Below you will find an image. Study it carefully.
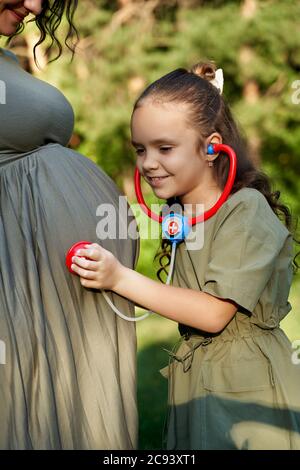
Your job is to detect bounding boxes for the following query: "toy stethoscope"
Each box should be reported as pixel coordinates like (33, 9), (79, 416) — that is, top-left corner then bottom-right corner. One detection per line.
(66, 143), (237, 322)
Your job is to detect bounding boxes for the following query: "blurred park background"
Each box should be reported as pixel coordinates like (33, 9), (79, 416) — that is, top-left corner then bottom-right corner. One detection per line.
(2, 0), (300, 449)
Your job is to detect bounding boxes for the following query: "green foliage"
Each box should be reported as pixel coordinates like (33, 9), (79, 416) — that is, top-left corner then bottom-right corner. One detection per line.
(35, 0), (300, 218)
(129, 189), (165, 279)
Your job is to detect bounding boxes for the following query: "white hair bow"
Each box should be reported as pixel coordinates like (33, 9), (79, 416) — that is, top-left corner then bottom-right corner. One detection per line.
(210, 68), (224, 94)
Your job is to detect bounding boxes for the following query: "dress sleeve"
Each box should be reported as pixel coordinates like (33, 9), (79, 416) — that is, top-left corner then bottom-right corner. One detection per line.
(202, 191), (289, 313)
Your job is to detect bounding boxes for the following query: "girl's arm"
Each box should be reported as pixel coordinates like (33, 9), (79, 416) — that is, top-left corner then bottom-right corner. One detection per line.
(71, 244), (238, 333)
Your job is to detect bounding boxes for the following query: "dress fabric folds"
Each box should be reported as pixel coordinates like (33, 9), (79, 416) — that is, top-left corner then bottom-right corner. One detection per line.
(161, 188), (300, 450)
(0, 48), (138, 450)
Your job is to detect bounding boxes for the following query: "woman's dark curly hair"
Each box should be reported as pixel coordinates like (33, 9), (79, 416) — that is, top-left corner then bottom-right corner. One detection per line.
(7, 0), (79, 64)
(133, 61), (300, 282)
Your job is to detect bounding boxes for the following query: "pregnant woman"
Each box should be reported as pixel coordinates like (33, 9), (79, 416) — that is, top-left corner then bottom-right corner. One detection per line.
(0, 0), (138, 449)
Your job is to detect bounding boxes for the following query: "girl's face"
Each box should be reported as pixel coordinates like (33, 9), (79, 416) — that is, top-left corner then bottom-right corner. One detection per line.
(0, 0), (43, 36)
(131, 100), (217, 206)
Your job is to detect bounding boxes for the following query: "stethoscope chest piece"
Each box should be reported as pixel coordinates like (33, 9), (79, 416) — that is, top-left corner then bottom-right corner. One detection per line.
(162, 213), (190, 244)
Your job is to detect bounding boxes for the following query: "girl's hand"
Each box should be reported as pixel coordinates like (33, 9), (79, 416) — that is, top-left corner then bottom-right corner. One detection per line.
(71, 243), (124, 291)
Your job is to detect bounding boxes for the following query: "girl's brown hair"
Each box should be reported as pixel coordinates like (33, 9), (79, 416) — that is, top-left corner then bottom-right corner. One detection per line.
(133, 61), (299, 281)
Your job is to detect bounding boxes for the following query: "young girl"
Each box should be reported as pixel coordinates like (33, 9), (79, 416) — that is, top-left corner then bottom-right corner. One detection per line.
(71, 62), (300, 450)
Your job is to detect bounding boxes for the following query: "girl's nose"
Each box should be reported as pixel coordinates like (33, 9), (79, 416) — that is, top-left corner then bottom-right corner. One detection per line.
(142, 151), (160, 172)
(23, 0), (43, 15)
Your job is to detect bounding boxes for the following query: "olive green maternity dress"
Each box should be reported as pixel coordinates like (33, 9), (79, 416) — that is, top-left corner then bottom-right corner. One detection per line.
(0, 49), (138, 449)
(161, 187), (300, 449)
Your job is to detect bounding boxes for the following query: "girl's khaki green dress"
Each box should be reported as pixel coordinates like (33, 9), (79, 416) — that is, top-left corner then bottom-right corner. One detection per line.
(0, 49), (138, 449)
(161, 187), (300, 449)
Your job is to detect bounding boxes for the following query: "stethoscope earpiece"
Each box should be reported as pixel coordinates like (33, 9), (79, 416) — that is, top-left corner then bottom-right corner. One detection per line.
(207, 143), (216, 155)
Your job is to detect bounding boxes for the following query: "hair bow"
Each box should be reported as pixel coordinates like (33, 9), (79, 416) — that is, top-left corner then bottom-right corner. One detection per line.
(210, 68), (224, 94)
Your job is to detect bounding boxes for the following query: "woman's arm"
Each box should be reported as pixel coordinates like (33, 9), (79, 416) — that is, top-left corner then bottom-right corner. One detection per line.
(71, 244), (238, 333)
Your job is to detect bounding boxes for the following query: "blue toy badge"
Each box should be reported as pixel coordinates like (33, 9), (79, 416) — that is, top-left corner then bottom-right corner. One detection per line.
(162, 213), (190, 244)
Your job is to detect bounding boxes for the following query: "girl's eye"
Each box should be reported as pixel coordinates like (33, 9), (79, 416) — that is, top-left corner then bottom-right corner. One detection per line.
(135, 148), (145, 156)
(160, 147), (172, 153)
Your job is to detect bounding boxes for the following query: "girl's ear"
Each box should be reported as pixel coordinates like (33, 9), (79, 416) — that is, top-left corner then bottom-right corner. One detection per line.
(205, 132), (223, 161)
(205, 132), (222, 148)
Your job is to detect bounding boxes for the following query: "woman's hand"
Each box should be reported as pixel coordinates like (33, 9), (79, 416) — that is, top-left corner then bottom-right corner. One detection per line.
(71, 243), (125, 291)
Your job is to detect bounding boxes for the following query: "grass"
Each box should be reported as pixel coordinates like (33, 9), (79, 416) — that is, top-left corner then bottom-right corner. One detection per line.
(136, 314), (178, 450)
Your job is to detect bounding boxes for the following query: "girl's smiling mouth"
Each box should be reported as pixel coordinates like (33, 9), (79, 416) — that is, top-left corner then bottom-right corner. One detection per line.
(146, 175), (170, 186)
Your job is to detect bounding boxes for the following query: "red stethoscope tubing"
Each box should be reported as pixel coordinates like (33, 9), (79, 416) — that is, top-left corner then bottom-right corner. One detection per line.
(134, 143), (237, 225)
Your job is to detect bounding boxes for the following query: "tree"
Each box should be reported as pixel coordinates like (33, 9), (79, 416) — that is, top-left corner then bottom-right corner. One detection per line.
(9, 0), (300, 217)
